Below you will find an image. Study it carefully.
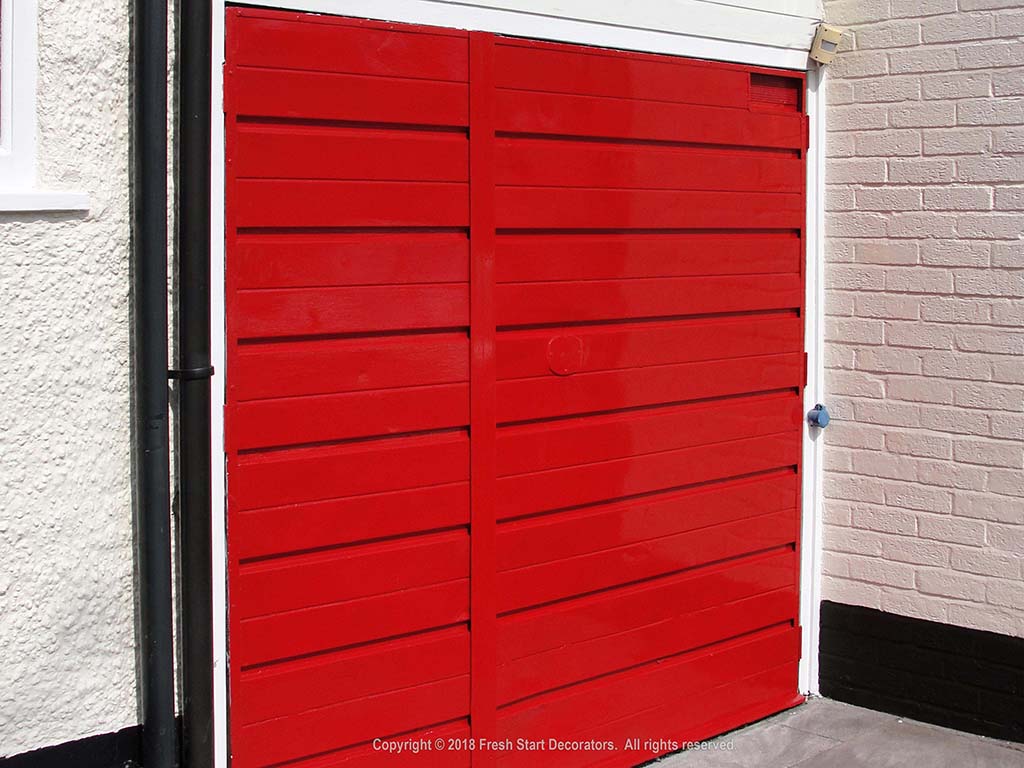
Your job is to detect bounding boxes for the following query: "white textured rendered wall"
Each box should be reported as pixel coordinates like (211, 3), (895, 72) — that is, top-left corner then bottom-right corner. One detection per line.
(822, 0), (1024, 637)
(0, 0), (137, 755)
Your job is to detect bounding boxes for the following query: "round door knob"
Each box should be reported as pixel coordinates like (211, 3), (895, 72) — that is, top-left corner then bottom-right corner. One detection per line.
(808, 403), (831, 428)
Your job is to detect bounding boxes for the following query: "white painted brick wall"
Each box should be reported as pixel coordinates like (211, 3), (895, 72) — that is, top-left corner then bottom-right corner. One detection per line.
(823, 1), (1024, 637)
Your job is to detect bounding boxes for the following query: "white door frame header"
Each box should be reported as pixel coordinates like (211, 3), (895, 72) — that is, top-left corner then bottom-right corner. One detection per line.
(208, 4), (826, 766)
(224, 0), (816, 70)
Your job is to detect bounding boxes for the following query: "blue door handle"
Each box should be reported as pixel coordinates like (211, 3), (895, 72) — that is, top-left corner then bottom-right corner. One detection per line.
(808, 403), (830, 428)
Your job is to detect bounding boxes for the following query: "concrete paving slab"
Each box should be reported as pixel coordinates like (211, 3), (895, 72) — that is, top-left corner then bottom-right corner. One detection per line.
(655, 721), (838, 768)
(768, 697), (896, 742)
(652, 698), (1024, 768)
(791, 718), (1024, 768)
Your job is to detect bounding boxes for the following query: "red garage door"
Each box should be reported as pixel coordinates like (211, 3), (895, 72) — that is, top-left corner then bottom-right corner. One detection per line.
(224, 8), (807, 767)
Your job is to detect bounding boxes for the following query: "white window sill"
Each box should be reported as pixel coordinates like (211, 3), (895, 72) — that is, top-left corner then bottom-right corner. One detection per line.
(0, 189), (90, 212)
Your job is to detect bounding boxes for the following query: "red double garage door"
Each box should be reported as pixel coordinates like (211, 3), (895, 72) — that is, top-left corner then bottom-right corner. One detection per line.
(225, 8), (808, 767)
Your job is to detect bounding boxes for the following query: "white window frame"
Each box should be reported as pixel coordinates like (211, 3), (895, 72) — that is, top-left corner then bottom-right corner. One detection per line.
(209, 4), (827, 766)
(0, 0), (88, 211)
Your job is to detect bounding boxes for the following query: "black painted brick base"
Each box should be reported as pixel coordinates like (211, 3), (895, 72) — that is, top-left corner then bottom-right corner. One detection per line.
(820, 600), (1024, 743)
(0, 725), (140, 768)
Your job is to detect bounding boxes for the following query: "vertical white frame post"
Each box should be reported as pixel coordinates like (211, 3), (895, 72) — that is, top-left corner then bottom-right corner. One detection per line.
(799, 64), (826, 696)
(210, 2), (228, 767)
(207, 4), (828, 765)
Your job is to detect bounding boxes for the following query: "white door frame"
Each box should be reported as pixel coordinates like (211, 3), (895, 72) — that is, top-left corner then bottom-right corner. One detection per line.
(208, 4), (827, 765)
(800, 65), (827, 697)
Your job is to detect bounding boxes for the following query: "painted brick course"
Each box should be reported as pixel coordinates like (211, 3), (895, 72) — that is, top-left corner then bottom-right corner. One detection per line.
(824, 1), (1024, 637)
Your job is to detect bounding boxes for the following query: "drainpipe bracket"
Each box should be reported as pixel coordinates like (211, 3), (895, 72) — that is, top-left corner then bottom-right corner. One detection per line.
(168, 365), (215, 381)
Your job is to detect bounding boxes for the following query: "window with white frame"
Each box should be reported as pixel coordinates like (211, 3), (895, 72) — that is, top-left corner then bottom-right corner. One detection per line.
(0, 0), (88, 210)
(0, 0), (38, 188)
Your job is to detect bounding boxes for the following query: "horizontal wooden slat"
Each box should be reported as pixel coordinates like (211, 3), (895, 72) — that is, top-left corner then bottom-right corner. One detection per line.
(234, 233), (469, 290)
(236, 125), (468, 181)
(237, 276), (798, 339)
(497, 471), (799, 569)
(230, 67), (468, 126)
(234, 675), (469, 767)
(237, 531), (469, 619)
(496, 627), (800, 740)
(496, 353), (804, 424)
(497, 395), (801, 477)
(232, 432), (469, 511)
(495, 42), (748, 108)
(233, 482), (470, 561)
(498, 508), (797, 612)
(233, 383), (469, 449)
(497, 315), (802, 380)
(235, 627), (469, 725)
(496, 274), (803, 326)
(499, 588), (796, 704)
(495, 232), (801, 282)
(235, 579), (469, 667)
(495, 188), (804, 229)
(496, 89), (805, 148)
(237, 364), (798, 454)
(498, 549), (796, 663)
(235, 180), (469, 229)
(235, 333), (468, 402)
(235, 284), (469, 339)
(273, 721), (470, 768)
(496, 138), (802, 192)
(231, 13), (468, 81)
(496, 432), (800, 519)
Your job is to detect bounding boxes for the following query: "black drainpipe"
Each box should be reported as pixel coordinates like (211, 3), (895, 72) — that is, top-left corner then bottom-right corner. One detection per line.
(174, 1), (215, 767)
(131, 0), (177, 766)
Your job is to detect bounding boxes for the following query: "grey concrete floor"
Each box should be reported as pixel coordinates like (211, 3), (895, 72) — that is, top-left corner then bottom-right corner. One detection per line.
(656, 697), (1024, 768)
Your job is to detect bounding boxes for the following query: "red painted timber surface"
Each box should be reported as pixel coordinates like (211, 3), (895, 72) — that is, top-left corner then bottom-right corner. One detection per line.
(225, 9), (807, 767)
